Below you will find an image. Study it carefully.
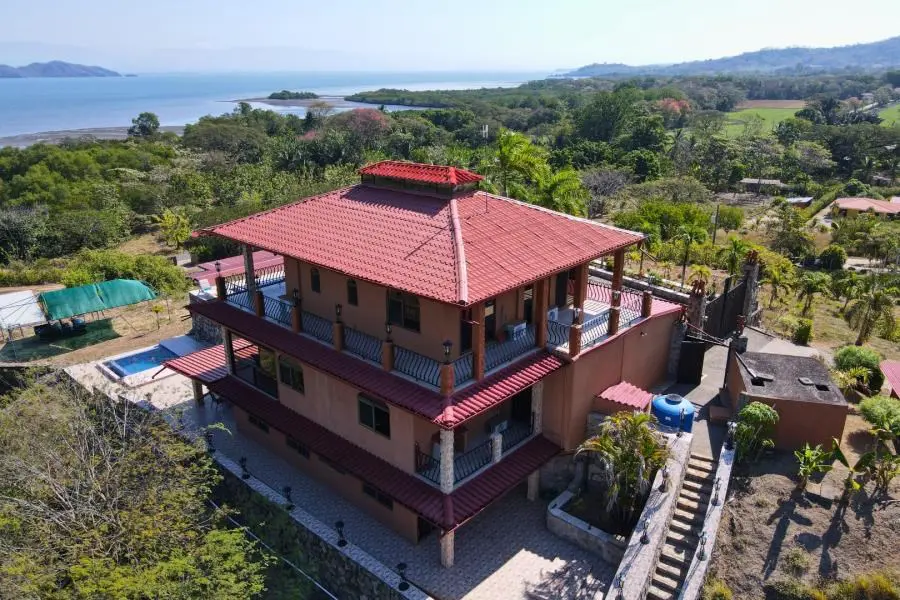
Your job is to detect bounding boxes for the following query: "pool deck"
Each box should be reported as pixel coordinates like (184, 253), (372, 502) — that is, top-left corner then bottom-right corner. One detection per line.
(97, 335), (211, 388)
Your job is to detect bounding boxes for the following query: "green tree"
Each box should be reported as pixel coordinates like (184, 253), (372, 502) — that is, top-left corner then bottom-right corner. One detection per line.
(818, 244), (847, 270)
(734, 401), (779, 463)
(127, 111), (161, 138)
(574, 86), (641, 143)
(834, 345), (885, 392)
(486, 129), (546, 196)
(576, 411), (668, 533)
(844, 277), (898, 346)
(716, 205), (743, 233)
(766, 202), (814, 259)
(859, 396), (900, 441)
(717, 237), (749, 276)
(514, 166), (588, 216)
(795, 271), (831, 317)
(0, 382), (268, 599)
(830, 271), (862, 313)
(153, 208), (192, 249)
(675, 224), (708, 288)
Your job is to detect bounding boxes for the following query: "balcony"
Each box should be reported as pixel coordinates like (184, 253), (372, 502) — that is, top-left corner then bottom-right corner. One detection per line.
(220, 266), (647, 392)
(414, 418), (534, 486)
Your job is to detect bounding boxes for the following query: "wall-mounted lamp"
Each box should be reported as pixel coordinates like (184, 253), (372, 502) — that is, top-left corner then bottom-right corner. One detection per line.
(442, 339), (453, 362)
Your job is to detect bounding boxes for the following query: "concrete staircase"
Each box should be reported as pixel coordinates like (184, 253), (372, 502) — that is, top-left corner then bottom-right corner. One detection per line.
(647, 454), (717, 600)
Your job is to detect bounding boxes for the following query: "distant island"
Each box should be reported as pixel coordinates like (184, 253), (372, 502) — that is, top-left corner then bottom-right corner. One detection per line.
(0, 60), (122, 78)
(267, 90), (319, 100)
(564, 35), (900, 77)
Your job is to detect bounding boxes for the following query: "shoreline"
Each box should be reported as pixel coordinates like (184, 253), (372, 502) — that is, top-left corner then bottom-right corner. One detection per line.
(0, 126), (185, 148)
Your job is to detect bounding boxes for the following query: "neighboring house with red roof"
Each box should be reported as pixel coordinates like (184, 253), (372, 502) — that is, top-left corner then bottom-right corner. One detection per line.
(168, 161), (682, 567)
(831, 197), (900, 219)
(881, 360), (900, 399)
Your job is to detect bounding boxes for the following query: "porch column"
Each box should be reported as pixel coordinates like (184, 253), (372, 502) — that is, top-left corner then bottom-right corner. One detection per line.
(531, 381), (544, 435)
(534, 277), (550, 348)
(573, 262), (589, 313)
(332, 304), (344, 352)
(439, 428), (454, 494)
(641, 290), (653, 318)
(291, 289), (303, 333)
(243, 245), (257, 296)
(472, 303), (486, 380)
(222, 327), (235, 374)
(568, 312), (583, 357)
(192, 379), (204, 405)
(608, 249), (625, 336)
(440, 531), (455, 568)
(526, 470), (540, 501)
(491, 433), (503, 463)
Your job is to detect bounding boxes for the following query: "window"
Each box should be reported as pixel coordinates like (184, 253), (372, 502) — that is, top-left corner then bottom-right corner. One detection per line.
(347, 279), (358, 306)
(286, 437), (310, 458)
(387, 289), (420, 332)
(248, 414), (269, 433)
(279, 356), (304, 393)
(362, 483), (394, 510)
(311, 268), (321, 293)
(358, 394), (391, 438)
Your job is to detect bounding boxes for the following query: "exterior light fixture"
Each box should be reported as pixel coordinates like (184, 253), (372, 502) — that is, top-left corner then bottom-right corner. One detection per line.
(214, 261), (221, 274)
(659, 465), (669, 492)
(397, 563), (410, 591)
(282, 486), (294, 511)
(385, 321), (392, 337)
(442, 340), (453, 362)
(335, 520), (347, 547)
(292, 288), (300, 302)
(335, 303), (342, 319)
(640, 519), (650, 544)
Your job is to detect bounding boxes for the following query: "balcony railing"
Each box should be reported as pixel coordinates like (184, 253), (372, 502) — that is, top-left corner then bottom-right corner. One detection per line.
(394, 346), (442, 387)
(301, 311), (333, 345)
(262, 295), (293, 327)
(344, 327), (383, 363)
(414, 418), (535, 487)
(485, 325), (536, 372)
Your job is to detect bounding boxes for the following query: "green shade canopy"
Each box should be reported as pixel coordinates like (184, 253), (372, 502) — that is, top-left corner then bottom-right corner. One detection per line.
(39, 279), (157, 321)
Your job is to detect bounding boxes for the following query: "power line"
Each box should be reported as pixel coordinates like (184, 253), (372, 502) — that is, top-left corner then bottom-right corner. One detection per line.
(208, 498), (339, 600)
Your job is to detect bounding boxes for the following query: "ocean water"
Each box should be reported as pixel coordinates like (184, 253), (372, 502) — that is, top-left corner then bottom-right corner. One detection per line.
(0, 71), (546, 138)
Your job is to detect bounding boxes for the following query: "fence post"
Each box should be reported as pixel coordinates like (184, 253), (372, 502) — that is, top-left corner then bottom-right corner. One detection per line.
(215, 276), (226, 301)
(254, 290), (265, 318)
(641, 290), (653, 318)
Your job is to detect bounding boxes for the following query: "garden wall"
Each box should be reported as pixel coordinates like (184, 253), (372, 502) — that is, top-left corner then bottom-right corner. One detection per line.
(547, 490), (627, 564)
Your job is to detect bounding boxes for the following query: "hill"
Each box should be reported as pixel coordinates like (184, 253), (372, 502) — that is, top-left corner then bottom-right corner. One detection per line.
(0, 60), (121, 78)
(565, 36), (900, 77)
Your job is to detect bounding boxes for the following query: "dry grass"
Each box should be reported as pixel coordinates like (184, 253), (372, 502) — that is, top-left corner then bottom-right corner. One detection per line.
(116, 233), (171, 257)
(737, 100), (807, 109)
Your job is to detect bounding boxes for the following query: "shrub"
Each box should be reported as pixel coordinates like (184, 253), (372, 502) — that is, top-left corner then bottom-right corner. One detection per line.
(818, 244), (847, 270)
(827, 572), (900, 599)
(834, 346), (885, 392)
(62, 249), (189, 296)
(703, 578), (733, 600)
(859, 396), (900, 434)
(793, 319), (813, 345)
(783, 547), (812, 576)
(735, 401), (779, 463)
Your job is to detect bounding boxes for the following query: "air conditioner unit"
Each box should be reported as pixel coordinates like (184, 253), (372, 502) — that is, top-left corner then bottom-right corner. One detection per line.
(505, 320), (527, 340)
(491, 420), (509, 435)
(547, 307), (559, 321)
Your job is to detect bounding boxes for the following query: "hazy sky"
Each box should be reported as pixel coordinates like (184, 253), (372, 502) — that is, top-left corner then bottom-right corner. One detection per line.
(2, 0), (899, 72)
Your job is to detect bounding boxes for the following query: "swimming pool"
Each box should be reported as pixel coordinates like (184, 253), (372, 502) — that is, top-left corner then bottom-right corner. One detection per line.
(105, 346), (177, 377)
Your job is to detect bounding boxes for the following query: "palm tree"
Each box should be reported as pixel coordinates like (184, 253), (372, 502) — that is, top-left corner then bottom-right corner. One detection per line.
(674, 224), (708, 289)
(795, 271), (831, 317)
(688, 265), (712, 286)
(845, 278), (899, 345)
(487, 129), (546, 196)
(514, 166), (588, 216)
(717, 237), (749, 276)
(763, 265), (793, 308)
(576, 412), (669, 532)
(830, 272), (862, 314)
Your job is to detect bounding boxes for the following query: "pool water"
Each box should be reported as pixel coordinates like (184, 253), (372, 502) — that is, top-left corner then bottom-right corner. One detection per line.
(106, 346), (177, 377)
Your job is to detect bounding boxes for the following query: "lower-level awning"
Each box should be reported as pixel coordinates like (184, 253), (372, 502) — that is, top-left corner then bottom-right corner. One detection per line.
(596, 381), (653, 411)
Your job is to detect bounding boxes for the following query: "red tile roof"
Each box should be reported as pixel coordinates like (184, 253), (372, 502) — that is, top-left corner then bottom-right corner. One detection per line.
(881, 360), (900, 396)
(205, 375), (559, 530)
(597, 381), (653, 410)
(164, 339), (256, 383)
(193, 251), (283, 280)
(195, 170), (643, 305)
(834, 197), (900, 215)
(359, 160), (483, 186)
(185, 300), (561, 427)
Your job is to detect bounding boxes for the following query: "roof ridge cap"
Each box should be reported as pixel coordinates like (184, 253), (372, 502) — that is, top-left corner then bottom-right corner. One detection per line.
(449, 197), (468, 304)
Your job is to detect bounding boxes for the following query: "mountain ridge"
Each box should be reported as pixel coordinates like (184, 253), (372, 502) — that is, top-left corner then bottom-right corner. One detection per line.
(564, 36), (900, 77)
(0, 60), (121, 78)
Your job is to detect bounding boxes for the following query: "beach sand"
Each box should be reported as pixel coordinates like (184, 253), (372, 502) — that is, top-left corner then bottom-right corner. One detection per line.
(0, 126), (185, 148)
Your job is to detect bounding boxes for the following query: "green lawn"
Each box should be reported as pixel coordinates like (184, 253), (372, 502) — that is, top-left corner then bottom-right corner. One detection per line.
(880, 103), (900, 127)
(724, 107), (799, 136)
(0, 318), (120, 362)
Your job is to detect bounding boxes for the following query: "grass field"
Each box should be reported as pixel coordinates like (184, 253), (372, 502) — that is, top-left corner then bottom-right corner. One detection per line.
(880, 103), (900, 127)
(724, 107), (799, 136)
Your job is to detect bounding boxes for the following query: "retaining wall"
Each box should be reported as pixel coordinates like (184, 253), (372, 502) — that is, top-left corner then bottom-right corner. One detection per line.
(547, 490), (626, 564)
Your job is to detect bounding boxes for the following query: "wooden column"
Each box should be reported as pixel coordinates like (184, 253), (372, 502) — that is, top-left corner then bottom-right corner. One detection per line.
(222, 327), (235, 374)
(534, 278), (550, 347)
(611, 249), (625, 296)
(573, 262), (589, 313)
(608, 249), (626, 336)
(242, 245), (257, 295)
(215, 276), (226, 300)
(568, 316), (583, 357)
(291, 290), (302, 333)
(254, 290), (265, 318)
(471, 303), (486, 380)
(192, 379), (204, 405)
(641, 290), (653, 318)
(440, 362), (455, 396)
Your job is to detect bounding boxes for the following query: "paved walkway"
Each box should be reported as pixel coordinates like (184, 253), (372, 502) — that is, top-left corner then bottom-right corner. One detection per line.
(66, 362), (613, 600)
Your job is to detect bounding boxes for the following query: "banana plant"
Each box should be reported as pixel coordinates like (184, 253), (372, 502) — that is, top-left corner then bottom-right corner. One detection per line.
(794, 441), (837, 491)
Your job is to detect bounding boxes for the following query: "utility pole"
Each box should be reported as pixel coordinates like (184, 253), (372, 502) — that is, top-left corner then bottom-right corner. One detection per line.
(711, 204), (720, 246)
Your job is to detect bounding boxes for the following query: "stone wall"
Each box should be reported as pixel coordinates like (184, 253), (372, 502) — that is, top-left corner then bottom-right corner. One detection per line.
(188, 292), (222, 344)
(609, 433), (692, 600)
(547, 490), (627, 565)
(678, 446), (736, 600)
(539, 454), (576, 495)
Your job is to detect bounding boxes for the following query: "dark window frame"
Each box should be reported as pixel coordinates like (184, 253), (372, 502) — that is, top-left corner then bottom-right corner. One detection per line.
(362, 483), (394, 510)
(248, 414), (269, 433)
(311, 268), (321, 293)
(387, 289), (420, 332)
(358, 394), (391, 438)
(278, 356), (304, 393)
(286, 436), (310, 458)
(347, 278), (359, 306)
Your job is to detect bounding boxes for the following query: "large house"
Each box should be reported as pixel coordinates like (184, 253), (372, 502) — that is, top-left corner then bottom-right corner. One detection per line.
(831, 196), (900, 219)
(165, 161), (682, 567)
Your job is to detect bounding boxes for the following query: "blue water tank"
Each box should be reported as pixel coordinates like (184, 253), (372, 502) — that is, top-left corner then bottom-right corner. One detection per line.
(651, 394), (695, 432)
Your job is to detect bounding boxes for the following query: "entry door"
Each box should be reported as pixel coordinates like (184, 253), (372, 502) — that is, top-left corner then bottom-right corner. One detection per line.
(554, 271), (569, 307)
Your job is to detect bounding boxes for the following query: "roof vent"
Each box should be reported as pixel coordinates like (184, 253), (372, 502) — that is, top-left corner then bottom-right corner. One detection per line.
(798, 377), (813, 386)
(815, 383), (830, 392)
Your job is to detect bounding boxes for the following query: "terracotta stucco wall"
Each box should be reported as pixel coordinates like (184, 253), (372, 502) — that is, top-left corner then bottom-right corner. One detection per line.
(620, 313), (678, 390)
(232, 406), (420, 542)
(747, 395), (848, 451)
(493, 289), (520, 340)
(275, 353), (425, 474)
(541, 367), (571, 448)
(286, 258), (460, 362)
(724, 355), (746, 412)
